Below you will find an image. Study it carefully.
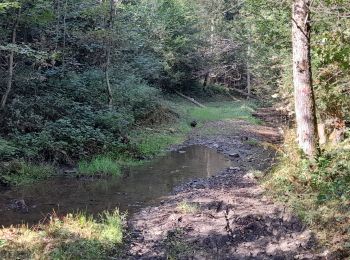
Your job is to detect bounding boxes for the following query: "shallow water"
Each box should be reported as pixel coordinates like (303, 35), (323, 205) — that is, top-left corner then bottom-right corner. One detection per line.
(0, 145), (231, 226)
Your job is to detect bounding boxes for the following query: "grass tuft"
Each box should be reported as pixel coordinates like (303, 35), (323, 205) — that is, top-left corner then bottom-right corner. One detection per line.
(0, 210), (124, 260)
(78, 156), (121, 176)
(177, 201), (199, 214)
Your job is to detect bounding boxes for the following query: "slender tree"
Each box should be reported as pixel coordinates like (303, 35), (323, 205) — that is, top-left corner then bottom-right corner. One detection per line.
(292, 0), (319, 158)
(1, 7), (20, 110)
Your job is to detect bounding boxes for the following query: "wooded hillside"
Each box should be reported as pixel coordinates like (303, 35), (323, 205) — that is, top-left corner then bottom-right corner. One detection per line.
(0, 0), (349, 258)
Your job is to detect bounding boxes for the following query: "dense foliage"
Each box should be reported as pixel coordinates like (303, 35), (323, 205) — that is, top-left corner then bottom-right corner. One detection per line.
(0, 0), (272, 165)
(0, 0), (349, 256)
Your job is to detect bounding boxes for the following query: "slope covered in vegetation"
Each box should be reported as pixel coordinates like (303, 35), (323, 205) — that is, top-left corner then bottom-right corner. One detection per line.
(0, 0), (349, 258)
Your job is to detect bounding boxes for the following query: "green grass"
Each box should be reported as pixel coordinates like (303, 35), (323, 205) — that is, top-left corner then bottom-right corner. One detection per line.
(177, 201), (199, 214)
(0, 210), (124, 260)
(130, 122), (191, 158)
(186, 101), (261, 124)
(0, 161), (56, 186)
(78, 156), (121, 176)
(263, 130), (350, 256)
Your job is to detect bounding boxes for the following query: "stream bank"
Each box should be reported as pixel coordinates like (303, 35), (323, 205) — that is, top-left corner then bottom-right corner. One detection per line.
(123, 111), (328, 259)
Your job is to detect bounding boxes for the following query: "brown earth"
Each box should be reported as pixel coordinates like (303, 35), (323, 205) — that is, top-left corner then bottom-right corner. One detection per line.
(122, 109), (330, 259)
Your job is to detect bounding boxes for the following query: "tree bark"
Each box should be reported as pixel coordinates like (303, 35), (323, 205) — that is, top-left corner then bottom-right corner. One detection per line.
(203, 72), (209, 87)
(104, 0), (116, 110)
(246, 28), (252, 98)
(62, 0), (68, 66)
(105, 46), (113, 109)
(246, 62), (251, 97)
(1, 9), (20, 110)
(292, 0), (319, 158)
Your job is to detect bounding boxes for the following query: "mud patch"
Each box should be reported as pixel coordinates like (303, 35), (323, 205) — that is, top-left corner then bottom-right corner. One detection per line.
(124, 112), (325, 259)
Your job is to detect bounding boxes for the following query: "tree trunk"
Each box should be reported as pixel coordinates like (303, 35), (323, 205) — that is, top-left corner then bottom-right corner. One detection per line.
(246, 28), (252, 98)
(105, 46), (113, 109)
(203, 72), (209, 87)
(292, 0), (319, 158)
(55, 0), (61, 51)
(1, 9), (19, 110)
(62, 0), (68, 66)
(246, 63), (251, 97)
(104, 0), (116, 110)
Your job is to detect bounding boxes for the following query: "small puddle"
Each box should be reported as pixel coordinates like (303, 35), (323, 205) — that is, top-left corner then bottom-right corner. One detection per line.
(0, 145), (231, 226)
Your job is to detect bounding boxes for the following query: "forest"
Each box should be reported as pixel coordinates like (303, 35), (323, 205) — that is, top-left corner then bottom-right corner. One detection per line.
(0, 0), (349, 259)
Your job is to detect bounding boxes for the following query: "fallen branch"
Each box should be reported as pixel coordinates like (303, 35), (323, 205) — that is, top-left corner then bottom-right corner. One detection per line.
(175, 91), (206, 108)
(227, 93), (241, 101)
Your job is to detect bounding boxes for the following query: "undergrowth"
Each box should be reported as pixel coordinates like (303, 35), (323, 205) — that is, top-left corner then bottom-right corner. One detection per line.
(0, 210), (124, 260)
(1, 100), (258, 183)
(0, 161), (56, 186)
(263, 130), (350, 257)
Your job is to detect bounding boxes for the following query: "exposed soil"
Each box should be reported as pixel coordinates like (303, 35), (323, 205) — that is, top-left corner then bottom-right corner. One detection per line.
(123, 109), (328, 259)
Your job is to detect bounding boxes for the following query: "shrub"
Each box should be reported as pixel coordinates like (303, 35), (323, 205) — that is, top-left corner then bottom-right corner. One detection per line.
(0, 161), (56, 186)
(0, 138), (17, 161)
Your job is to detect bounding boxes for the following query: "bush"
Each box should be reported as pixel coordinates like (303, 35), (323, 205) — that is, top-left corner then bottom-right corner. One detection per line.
(0, 138), (17, 161)
(0, 69), (173, 164)
(0, 161), (56, 186)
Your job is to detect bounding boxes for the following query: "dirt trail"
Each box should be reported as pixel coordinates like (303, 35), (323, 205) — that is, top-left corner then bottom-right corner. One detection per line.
(123, 109), (325, 259)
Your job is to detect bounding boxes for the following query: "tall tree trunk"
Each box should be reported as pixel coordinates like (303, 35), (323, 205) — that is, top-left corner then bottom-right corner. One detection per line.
(203, 72), (209, 87)
(105, 46), (113, 109)
(1, 9), (19, 110)
(292, 0), (319, 158)
(246, 28), (252, 98)
(246, 62), (251, 97)
(105, 0), (116, 110)
(62, 0), (68, 66)
(55, 0), (61, 51)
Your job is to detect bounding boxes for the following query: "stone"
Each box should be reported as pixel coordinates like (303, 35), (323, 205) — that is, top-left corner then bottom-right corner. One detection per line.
(229, 153), (240, 158)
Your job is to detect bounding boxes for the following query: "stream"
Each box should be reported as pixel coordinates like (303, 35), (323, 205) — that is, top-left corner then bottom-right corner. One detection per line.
(0, 145), (231, 226)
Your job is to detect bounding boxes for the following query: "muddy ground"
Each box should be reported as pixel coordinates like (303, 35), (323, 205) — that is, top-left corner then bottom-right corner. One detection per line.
(122, 109), (329, 259)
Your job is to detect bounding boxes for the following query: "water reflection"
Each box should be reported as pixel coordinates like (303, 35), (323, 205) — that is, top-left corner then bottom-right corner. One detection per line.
(0, 145), (231, 226)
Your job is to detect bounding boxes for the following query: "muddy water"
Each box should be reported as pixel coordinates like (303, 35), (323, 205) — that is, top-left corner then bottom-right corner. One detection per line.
(0, 145), (231, 226)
